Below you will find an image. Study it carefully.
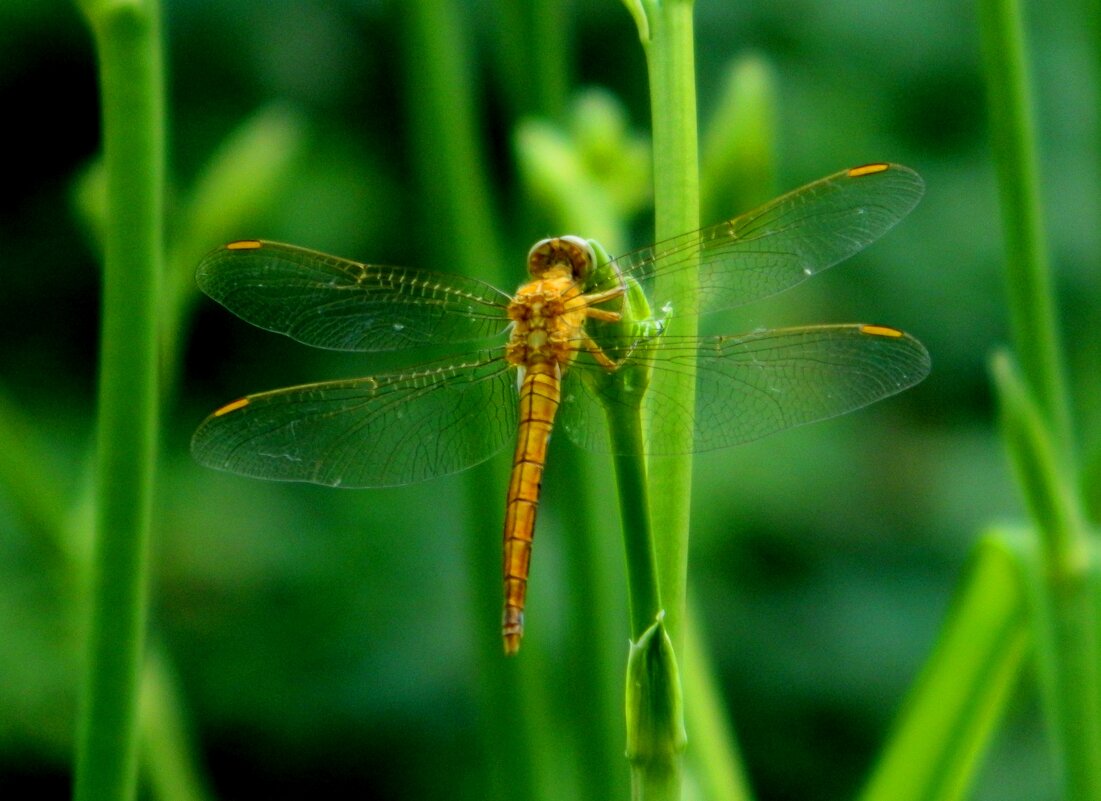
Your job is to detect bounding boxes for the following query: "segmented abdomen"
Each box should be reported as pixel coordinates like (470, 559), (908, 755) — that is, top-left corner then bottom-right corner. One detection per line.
(501, 360), (561, 655)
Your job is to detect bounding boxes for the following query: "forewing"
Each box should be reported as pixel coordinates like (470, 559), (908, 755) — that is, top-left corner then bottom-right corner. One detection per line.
(559, 325), (929, 454)
(192, 351), (517, 487)
(610, 164), (924, 316)
(197, 240), (513, 351)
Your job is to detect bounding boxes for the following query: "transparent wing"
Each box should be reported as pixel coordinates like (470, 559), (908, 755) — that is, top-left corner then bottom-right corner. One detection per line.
(559, 324), (930, 454)
(197, 240), (514, 351)
(609, 164), (924, 315)
(192, 350), (517, 487)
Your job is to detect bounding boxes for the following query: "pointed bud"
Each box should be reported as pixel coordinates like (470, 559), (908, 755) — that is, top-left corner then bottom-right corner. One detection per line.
(625, 613), (687, 764)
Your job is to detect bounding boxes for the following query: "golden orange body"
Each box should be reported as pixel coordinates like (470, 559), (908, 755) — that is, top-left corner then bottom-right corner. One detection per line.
(500, 237), (623, 654)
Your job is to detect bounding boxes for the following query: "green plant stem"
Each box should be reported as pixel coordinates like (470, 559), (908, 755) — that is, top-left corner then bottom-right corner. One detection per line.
(992, 353), (1089, 566)
(403, 0), (502, 277)
(859, 530), (1030, 801)
(977, 0), (1073, 458)
(608, 405), (662, 636)
(620, 3), (699, 798)
(992, 353), (1101, 800)
(73, 2), (164, 800)
(631, 0), (699, 656)
(978, 1), (1101, 794)
(599, 292), (682, 800)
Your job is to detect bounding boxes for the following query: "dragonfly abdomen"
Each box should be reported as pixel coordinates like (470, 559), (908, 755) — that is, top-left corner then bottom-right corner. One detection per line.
(502, 360), (561, 655)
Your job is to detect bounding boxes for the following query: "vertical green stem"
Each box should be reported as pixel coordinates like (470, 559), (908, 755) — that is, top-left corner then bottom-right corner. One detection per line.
(403, 0), (502, 275)
(977, 0), (1073, 457)
(73, 2), (164, 800)
(608, 407), (663, 636)
(991, 354), (1101, 801)
(620, 3), (698, 798)
(978, 0), (1101, 796)
(631, 0), (699, 654)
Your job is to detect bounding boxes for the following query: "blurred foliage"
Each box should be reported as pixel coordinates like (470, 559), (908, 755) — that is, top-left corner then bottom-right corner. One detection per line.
(0, 0), (1097, 799)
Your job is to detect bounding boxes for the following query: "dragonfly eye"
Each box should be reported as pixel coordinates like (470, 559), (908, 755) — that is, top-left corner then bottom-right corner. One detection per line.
(526, 235), (596, 280)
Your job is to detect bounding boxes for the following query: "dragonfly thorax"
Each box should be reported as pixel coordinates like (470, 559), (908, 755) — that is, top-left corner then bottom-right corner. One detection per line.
(526, 235), (595, 279)
(506, 273), (589, 370)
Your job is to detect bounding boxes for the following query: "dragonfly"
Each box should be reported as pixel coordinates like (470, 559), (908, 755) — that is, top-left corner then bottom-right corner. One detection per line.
(192, 162), (930, 655)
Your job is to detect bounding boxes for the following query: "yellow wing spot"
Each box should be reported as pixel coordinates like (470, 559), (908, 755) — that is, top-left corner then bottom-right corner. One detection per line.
(214, 397), (251, 416)
(227, 240), (264, 251)
(860, 324), (904, 338)
(847, 163), (891, 178)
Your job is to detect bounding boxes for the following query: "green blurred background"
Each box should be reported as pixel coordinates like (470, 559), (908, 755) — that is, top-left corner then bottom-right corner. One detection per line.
(2, 0), (1098, 798)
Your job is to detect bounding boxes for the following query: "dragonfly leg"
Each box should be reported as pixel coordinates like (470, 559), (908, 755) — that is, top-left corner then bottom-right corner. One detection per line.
(585, 306), (621, 323)
(579, 333), (619, 371)
(580, 284), (626, 306)
(565, 282), (625, 317)
(574, 284), (625, 326)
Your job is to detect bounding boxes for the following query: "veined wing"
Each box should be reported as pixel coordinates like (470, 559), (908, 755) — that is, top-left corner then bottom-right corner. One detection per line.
(609, 164), (924, 316)
(197, 240), (513, 351)
(558, 324), (930, 454)
(191, 350), (517, 487)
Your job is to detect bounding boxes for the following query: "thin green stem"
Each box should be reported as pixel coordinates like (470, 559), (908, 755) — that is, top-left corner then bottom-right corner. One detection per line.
(978, 0), (1101, 793)
(991, 353), (1101, 800)
(403, 0), (502, 280)
(977, 0), (1073, 459)
(633, 0), (699, 655)
(514, 101), (653, 799)
(73, 1), (164, 800)
(992, 353), (1089, 567)
(608, 404), (662, 635)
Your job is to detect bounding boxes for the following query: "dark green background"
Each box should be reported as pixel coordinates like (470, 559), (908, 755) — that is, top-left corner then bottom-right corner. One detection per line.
(2, 0), (1098, 798)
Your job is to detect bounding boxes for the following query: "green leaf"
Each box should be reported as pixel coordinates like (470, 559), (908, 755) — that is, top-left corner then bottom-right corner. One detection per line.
(859, 529), (1030, 801)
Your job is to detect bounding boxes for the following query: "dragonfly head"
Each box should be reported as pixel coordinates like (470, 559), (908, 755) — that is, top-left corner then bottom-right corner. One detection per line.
(526, 235), (596, 280)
